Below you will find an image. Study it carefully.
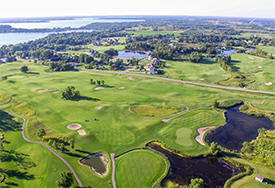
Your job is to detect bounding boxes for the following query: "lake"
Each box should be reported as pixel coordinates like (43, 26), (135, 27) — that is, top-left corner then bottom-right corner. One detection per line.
(0, 30), (95, 46)
(147, 142), (244, 188)
(118, 51), (149, 60)
(3, 17), (144, 29)
(0, 17), (143, 46)
(205, 105), (274, 151)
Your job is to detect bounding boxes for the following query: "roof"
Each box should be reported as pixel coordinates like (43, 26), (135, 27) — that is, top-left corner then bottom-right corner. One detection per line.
(255, 174), (264, 180)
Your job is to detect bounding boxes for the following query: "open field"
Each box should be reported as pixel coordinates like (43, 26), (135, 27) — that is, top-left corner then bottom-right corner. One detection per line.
(161, 59), (230, 84)
(0, 60), (275, 187)
(126, 30), (183, 36)
(115, 149), (168, 188)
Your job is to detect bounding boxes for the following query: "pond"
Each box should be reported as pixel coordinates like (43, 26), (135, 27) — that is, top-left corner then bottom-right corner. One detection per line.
(205, 105), (274, 151)
(147, 142), (244, 188)
(79, 152), (109, 176)
(117, 51), (149, 60)
(218, 49), (237, 56)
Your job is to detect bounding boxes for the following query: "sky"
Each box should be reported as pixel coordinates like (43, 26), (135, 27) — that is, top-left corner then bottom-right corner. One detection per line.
(1, 0), (275, 19)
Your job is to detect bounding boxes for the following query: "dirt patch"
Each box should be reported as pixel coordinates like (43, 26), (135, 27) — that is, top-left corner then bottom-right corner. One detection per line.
(78, 129), (86, 136)
(265, 82), (273, 86)
(127, 77), (134, 80)
(94, 87), (105, 91)
(37, 89), (48, 93)
(67, 123), (82, 130)
(195, 126), (216, 146)
(95, 105), (103, 110)
(118, 86), (125, 89)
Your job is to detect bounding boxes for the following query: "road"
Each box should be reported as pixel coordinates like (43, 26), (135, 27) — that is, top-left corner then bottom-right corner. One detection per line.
(4, 111), (83, 188)
(110, 153), (117, 188)
(88, 70), (275, 96)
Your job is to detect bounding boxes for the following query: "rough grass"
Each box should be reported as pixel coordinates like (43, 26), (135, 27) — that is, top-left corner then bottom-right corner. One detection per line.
(116, 149), (168, 188)
(130, 104), (179, 117)
(217, 99), (243, 108)
(0, 92), (11, 105)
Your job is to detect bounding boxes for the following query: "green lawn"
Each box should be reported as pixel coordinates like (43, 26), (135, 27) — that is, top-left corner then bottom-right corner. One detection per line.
(161, 59), (230, 84)
(0, 60), (274, 187)
(231, 158), (275, 188)
(115, 149), (168, 188)
(230, 53), (275, 91)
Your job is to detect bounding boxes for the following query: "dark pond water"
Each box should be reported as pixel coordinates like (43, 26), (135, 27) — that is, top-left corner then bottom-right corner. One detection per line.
(79, 153), (107, 175)
(147, 142), (244, 188)
(205, 105), (274, 151)
(118, 51), (149, 60)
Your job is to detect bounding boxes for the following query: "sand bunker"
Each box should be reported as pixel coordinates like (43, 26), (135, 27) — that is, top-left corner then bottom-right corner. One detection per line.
(265, 82), (273, 86)
(128, 77), (134, 80)
(49, 89), (59, 94)
(95, 105), (103, 110)
(200, 78), (205, 81)
(195, 126), (216, 146)
(118, 86), (125, 89)
(258, 66), (262, 69)
(94, 87), (104, 91)
(67, 123), (82, 130)
(78, 129), (86, 135)
(37, 89), (47, 93)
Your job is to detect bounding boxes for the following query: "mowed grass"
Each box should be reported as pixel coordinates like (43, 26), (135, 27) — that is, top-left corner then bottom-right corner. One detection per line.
(0, 60), (275, 187)
(159, 109), (226, 155)
(83, 44), (125, 53)
(231, 158), (275, 188)
(161, 59), (230, 84)
(230, 53), (275, 91)
(0, 114), (72, 187)
(115, 149), (168, 188)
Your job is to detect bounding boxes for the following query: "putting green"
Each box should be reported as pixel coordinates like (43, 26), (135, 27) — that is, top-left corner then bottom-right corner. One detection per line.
(116, 149), (168, 188)
(176, 127), (194, 147)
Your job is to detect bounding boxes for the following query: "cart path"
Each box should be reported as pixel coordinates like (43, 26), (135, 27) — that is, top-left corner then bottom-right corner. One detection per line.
(87, 70), (275, 96)
(162, 106), (212, 123)
(4, 111), (83, 188)
(110, 153), (117, 188)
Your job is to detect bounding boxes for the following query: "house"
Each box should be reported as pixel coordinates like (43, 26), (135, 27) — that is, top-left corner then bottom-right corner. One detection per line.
(148, 55), (153, 61)
(152, 58), (160, 65)
(0, 58), (7, 64)
(255, 174), (264, 182)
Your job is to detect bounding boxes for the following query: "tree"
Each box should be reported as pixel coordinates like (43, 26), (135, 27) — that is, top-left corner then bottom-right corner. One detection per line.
(20, 66), (28, 73)
(241, 142), (254, 153)
(189, 178), (204, 188)
(104, 48), (118, 56)
(209, 142), (221, 156)
(62, 86), (80, 100)
(213, 99), (219, 108)
(188, 52), (203, 63)
(258, 128), (266, 138)
(37, 128), (46, 138)
(56, 171), (74, 188)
